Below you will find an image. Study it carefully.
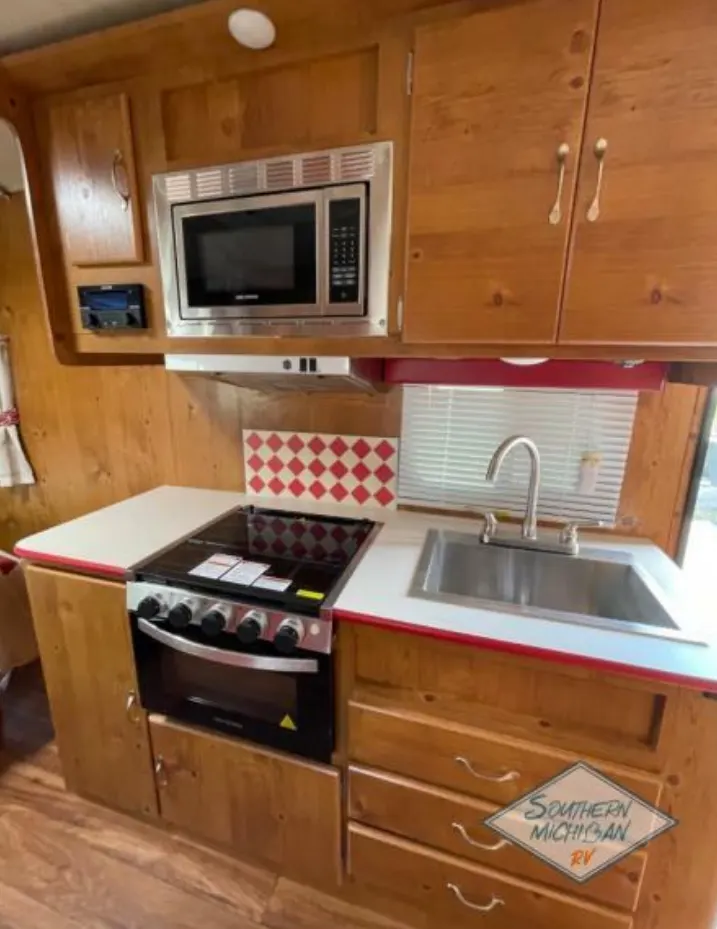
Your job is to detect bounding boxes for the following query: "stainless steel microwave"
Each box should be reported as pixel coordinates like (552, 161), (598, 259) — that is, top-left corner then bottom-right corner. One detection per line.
(153, 142), (393, 338)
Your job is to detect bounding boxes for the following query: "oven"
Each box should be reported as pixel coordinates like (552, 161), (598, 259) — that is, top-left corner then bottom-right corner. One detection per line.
(130, 608), (333, 763)
(153, 141), (393, 337)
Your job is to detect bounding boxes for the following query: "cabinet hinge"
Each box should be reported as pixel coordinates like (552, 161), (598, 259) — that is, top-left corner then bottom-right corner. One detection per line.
(406, 51), (414, 96)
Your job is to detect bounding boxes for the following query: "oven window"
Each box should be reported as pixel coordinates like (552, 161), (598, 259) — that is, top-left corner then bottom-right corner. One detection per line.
(180, 201), (317, 310)
(163, 650), (298, 725)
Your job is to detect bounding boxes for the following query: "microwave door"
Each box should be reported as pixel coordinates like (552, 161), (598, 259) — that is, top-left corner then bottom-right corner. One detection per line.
(173, 189), (324, 321)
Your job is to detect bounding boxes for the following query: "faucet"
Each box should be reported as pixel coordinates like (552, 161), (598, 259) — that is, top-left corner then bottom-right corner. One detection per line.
(485, 435), (541, 540)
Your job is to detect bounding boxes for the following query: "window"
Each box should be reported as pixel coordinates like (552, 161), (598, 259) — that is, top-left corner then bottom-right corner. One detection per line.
(678, 390), (717, 591)
(398, 386), (639, 526)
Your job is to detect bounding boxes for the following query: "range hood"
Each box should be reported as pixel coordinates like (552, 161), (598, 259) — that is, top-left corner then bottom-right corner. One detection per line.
(164, 355), (384, 393)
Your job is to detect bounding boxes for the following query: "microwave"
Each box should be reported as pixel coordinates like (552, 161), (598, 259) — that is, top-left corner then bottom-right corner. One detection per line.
(153, 142), (392, 338)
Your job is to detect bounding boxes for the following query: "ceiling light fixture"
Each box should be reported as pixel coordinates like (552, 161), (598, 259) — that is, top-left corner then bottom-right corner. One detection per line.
(228, 9), (276, 49)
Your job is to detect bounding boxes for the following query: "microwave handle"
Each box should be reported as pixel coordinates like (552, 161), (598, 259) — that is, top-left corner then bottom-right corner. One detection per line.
(137, 618), (319, 674)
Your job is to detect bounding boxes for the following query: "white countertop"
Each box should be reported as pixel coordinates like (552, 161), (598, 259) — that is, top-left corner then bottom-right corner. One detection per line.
(15, 485), (717, 691)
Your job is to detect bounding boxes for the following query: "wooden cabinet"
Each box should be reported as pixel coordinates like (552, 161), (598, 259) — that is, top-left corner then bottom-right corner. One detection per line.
(47, 91), (143, 266)
(149, 716), (341, 889)
(348, 765), (646, 911)
(348, 700), (662, 806)
(403, 0), (598, 344)
(560, 0), (717, 345)
(348, 824), (633, 929)
(24, 566), (157, 817)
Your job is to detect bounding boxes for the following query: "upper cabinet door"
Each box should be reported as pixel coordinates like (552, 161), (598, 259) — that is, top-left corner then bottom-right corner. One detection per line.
(402, 0), (598, 344)
(48, 92), (143, 266)
(560, 0), (717, 345)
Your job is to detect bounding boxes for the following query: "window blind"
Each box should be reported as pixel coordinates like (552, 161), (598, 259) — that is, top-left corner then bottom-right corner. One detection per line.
(398, 386), (639, 526)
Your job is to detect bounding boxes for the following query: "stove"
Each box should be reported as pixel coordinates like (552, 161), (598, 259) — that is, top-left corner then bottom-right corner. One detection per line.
(126, 505), (377, 762)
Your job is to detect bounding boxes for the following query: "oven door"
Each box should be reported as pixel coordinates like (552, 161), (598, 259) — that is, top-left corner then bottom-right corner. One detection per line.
(132, 617), (334, 763)
(173, 189), (323, 321)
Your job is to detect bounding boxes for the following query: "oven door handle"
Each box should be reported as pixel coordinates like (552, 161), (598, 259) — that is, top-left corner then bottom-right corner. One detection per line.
(137, 619), (320, 673)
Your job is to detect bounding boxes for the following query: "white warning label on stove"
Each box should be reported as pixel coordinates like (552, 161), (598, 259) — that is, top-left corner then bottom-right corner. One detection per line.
(221, 560), (271, 586)
(252, 576), (292, 592)
(188, 553), (241, 579)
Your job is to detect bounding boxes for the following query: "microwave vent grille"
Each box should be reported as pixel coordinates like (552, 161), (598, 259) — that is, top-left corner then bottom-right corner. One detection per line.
(194, 169), (224, 199)
(266, 160), (296, 190)
(228, 163), (260, 194)
(337, 149), (376, 181)
(159, 144), (383, 204)
(301, 153), (332, 185)
(164, 175), (192, 203)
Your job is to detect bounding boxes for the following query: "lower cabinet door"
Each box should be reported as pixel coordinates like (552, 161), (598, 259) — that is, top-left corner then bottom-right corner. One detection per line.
(25, 566), (158, 819)
(149, 716), (341, 888)
(347, 824), (633, 929)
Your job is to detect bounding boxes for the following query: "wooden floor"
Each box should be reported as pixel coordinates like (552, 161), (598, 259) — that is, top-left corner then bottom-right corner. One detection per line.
(0, 665), (403, 929)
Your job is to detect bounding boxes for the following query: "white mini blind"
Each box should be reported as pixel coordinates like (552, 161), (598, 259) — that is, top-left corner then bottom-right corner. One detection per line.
(398, 386), (639, 526)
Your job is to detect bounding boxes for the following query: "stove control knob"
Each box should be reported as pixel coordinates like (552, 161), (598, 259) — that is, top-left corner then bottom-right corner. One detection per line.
(236, 610), (268, 645)
(274, 618), (305, 655)
(168, 601), (194, 629)
(136, 596), (162, 620)
(201, 607), (229, 637)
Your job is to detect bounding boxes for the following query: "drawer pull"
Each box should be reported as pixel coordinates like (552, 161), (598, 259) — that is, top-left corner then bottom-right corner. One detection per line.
(447, 883), (505, 913)
(455, 756), (520, 783)
(586, 137), (608, 222)
(452, 822), (508, 852)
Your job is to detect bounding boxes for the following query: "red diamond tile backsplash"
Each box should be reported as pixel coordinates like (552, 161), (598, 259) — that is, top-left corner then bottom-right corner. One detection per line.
(242, 430), (399, 509)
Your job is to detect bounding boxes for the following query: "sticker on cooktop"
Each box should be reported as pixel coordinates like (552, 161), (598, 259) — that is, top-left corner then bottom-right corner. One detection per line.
(296, 589), (325, 601)
(189, 554), (241, 579)
(221, 560), (271, 586)
(252, 576), (292, 593)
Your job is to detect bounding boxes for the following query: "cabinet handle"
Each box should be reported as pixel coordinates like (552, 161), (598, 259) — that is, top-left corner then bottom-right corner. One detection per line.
(452, 822), (509, 852)
(586, 138), (608, 222)
(154, 755), (168, 788)
(111, 149), (131, 212)
(548, 142), (570, 225)
(125, 689), (141, 724)
(447, 884), (505, 913)
(455, 756), (520, 783)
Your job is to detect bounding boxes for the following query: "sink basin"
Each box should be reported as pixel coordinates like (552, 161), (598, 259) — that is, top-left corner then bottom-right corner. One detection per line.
(409, 529), (704, 644)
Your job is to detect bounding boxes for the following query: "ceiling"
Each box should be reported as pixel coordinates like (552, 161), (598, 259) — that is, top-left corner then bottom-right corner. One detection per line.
(0, 0), (208, 56)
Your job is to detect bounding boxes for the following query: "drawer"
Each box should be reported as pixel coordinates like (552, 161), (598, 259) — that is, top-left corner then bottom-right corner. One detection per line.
(348, 701), (662, 807)
(349, 766), (646, 912)
(348, 823), (632, 929)
(350, 624), (670, 770)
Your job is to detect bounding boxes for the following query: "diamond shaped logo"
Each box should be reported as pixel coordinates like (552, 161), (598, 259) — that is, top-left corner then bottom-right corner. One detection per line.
(484, 762), (676, 883)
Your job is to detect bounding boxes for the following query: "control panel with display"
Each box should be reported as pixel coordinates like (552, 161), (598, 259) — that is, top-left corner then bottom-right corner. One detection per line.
(328, 196), (363, 306)
(78, 284), (147, 332)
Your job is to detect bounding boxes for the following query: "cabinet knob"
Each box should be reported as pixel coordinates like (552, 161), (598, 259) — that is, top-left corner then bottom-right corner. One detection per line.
(125, 689), (141, 724)
(154, 755), (168, 788)
(111, 149), (131, 212)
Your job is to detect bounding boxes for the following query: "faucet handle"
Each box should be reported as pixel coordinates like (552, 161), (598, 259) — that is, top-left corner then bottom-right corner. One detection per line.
(479, 511), (498, 543)
(558, 519), (603, 547)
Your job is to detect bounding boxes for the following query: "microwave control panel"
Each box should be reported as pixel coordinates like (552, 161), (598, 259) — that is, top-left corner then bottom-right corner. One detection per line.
(328, 197), (362, 305)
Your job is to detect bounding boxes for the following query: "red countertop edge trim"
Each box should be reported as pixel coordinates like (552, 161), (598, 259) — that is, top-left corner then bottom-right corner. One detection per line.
(13, 547), (127, 579)
(333, 607), (717, 694)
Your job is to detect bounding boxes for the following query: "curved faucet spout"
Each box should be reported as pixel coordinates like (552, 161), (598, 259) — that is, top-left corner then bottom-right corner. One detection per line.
(485, 436), (541, 540)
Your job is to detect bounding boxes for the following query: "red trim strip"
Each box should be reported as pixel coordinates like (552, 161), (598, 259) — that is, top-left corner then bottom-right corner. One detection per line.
(384, 359), (667, 391)
(333, 608), (717, 693)
(13, 546), (127, 579)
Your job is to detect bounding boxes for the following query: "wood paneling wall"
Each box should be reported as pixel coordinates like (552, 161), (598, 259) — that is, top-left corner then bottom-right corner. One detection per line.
(0, 192), (400, 551)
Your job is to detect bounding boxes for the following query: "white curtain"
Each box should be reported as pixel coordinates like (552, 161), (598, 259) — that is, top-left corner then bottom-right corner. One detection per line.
(0, 339), (34, 487)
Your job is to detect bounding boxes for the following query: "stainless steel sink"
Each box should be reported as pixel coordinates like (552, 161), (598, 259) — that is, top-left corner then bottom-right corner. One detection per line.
(409, 529), (704, 644)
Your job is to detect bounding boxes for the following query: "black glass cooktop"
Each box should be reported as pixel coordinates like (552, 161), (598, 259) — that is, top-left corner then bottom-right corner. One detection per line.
(133, 506), (376, 615)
